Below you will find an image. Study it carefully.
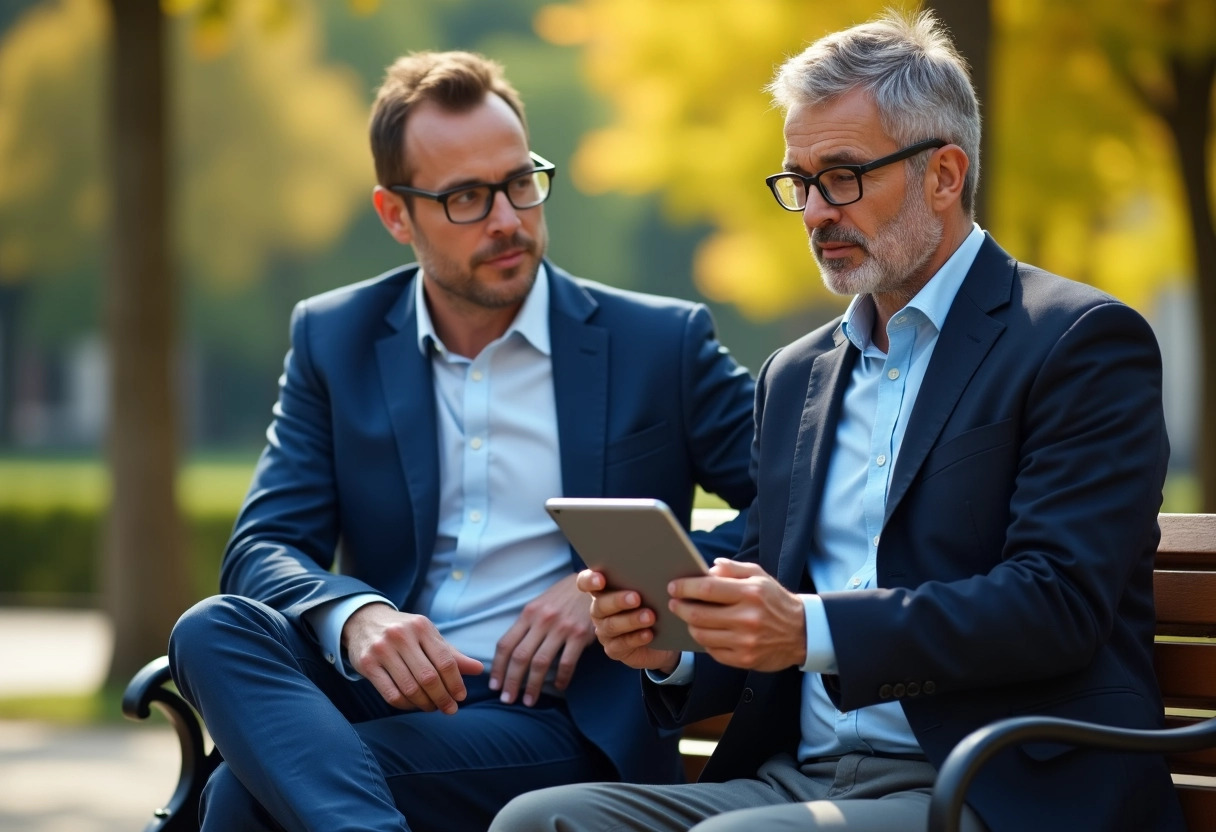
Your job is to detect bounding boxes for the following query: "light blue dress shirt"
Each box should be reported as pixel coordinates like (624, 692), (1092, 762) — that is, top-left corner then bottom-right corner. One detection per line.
(305, 266), (569, 679)
(655, 224), (986, 761)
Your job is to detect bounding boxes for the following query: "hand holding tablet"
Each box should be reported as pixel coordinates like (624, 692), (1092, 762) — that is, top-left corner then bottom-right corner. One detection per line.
(545, 497), (709, 652)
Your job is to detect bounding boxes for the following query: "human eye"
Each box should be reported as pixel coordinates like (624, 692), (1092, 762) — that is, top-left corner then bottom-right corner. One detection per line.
(449, 186), (486, 207)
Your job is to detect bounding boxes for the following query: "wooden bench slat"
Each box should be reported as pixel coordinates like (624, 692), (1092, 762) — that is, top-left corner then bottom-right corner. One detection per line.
(1179, 786), (1216, 830)
(1156, 642), (1216, 709)
(1155, 571), (1216, 634)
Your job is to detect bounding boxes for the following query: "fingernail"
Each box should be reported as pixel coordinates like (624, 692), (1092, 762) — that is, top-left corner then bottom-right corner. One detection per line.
(488, 677), (500, 691)
(500, 691), (511, 703)
(523, 694), (535, 707)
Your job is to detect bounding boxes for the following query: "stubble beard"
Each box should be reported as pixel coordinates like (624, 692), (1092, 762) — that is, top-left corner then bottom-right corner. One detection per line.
(415, 224), (547, 311)
(812, 183), (943, 299)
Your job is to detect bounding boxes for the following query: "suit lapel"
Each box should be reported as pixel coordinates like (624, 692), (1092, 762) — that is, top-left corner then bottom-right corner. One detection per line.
(547, 264), (608, 498)
(777, 331), (856, 589)
(883, 235), (1014, 525)
(376, 270), (440, 589)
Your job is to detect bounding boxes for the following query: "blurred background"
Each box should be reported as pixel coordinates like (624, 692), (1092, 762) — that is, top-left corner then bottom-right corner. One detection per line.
(0, 0), (1212, 822)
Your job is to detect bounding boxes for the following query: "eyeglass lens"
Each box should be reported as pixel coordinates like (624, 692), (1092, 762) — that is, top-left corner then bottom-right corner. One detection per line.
(773, 168), (861, 209)
(446, 170), (552, 223)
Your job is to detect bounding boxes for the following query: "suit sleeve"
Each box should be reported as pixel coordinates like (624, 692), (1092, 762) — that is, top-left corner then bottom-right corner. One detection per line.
(219, 301), (389, 622)
(823, 301), (1169, 710)
(679, 304), (758, 562)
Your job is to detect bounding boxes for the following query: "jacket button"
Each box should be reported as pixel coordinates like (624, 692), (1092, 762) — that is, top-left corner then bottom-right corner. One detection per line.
(923, 681), (936, 695)
(892, 683), (906, 698)
(906, 682), (920, 697)
(878, 684), (893, 699)
(741, 688), (754, 704)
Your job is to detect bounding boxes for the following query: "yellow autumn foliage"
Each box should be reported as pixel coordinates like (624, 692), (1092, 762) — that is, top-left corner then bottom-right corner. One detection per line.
(541, 0), (1211, 320)
(0, 0), (370, 288)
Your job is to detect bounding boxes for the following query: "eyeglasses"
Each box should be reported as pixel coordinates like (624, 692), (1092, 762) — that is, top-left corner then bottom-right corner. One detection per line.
(765, 139), (946, 210)
(388, 152), (556, 224)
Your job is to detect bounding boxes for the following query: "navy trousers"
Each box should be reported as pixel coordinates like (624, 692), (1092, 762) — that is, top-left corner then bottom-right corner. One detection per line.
(169, 595), (615, 832)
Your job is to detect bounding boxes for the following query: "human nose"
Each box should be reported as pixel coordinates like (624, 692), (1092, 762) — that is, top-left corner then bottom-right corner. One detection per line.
(801, 183), (841, 233)
(484, 189), (522, 235)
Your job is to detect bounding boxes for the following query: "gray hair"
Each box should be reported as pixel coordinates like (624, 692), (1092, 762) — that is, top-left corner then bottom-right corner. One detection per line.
(767, 9), (981, 217)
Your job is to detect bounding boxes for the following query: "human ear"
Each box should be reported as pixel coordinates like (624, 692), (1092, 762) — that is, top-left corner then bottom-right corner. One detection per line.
(925, 145), (968, 212)
(372, 186), (414, 245)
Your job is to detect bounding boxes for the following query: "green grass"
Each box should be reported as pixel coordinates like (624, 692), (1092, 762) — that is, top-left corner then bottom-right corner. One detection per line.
(0, 457), (255, 515)
(0, 686), (132, 724)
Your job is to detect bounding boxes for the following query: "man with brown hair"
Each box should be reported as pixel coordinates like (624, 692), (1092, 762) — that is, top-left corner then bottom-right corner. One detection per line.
(167, 50), (756, 831)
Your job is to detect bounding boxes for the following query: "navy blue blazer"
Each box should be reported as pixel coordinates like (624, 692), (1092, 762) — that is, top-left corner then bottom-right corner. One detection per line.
(645, 235), (1184, 830)
(220, 261), (757, 785)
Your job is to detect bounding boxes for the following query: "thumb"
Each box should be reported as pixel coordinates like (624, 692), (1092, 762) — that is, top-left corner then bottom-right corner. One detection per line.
(708, 558), (767, 579)
(454, 651), (485, 675)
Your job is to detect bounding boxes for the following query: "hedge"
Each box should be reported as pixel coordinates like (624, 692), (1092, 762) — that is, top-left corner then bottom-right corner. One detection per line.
(0, 505), (235, 602)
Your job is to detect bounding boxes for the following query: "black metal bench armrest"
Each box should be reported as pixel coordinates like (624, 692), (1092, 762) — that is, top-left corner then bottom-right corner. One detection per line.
(122, 655), (218, 832)
(928, 715), (1216, 832)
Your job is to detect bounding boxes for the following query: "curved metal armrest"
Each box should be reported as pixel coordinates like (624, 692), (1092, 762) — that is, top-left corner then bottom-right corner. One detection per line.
(928, 715), (1216, 832)
(123, 655), (220, 832)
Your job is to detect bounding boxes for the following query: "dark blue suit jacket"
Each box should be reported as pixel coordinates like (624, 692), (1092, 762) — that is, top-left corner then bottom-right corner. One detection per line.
(645, 235), (1184, 830)
(220, 261), (757, 785)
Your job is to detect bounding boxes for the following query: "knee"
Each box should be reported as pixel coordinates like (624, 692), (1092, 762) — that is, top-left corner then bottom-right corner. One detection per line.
(201, 763), (282, 831)
(489, 784), (589, 832)
(169, 595), (275, 685)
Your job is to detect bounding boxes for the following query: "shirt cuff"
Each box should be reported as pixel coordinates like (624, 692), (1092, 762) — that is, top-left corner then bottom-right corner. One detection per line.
(303, 593), (396, 681)
(646, 651), (696, 686)
(800, 594), (838, 674)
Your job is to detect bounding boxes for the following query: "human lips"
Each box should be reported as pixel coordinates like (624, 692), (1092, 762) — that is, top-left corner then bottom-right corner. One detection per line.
(478, 247), (528, 270)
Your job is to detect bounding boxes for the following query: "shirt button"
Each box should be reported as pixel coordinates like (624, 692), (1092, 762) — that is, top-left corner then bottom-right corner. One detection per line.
(471, 370), (484, 381)
(887, 368), (900, 380)
(470, 437), (483, 450)
(849, 577), (861, 588)
(872, 535), (880, 547)
(876, 454), (886, 467)
(452, 570), (465, 581)
(469, 510), (482, 523)
(895, 315), (907, 324)
(326, 653), (336, 664)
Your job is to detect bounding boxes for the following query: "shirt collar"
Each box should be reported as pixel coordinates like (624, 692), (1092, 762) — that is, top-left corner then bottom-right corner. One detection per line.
(839, 223), (986, 351)
(414, 262), (552, 357)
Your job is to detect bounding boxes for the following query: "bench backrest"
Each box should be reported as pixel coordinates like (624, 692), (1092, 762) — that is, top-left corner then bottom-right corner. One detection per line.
(1154, 513), (1216, 826)
(680, 511), (1216, 822)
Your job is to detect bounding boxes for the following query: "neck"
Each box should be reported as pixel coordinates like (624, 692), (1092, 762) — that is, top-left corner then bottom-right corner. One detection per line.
(425, 291), (520, 359)
(868, 217), (973, 352)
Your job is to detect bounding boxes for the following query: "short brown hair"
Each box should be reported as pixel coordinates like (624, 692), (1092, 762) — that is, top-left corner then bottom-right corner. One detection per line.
(369, 51), (528, 187)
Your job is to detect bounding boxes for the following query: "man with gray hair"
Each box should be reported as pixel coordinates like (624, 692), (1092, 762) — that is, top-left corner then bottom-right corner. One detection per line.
(491, 9), (1181, 832)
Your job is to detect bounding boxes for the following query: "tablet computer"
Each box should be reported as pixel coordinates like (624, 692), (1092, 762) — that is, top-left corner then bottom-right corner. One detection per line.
(545, 497), (708, 652)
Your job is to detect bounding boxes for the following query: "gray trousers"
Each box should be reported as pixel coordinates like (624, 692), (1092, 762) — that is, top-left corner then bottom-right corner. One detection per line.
(489, 752), (989, 832)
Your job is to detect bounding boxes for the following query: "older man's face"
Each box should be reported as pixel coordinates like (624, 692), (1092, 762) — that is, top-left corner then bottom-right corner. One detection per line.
(782, 88), (942, 299)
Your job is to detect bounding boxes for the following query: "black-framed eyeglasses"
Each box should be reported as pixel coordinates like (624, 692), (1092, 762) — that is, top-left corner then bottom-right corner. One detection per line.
(765, 139), (946, 211)
(388, 152), (557, 224)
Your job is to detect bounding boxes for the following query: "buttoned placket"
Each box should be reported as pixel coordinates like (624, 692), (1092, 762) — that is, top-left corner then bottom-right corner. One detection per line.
(428, 345), (496, 618)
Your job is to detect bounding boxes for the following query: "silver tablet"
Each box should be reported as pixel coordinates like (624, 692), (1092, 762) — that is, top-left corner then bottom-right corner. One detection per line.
(545, 497), (708, 652)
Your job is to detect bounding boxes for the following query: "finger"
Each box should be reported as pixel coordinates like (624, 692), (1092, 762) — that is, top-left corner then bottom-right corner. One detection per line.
(552, 635), (587, 691)
(489, 618), (529, 692)
(522, 631), (564, 705)
(400, 638), (464, 715)
(589, 589), (642, 620)
(499, 628), (544, 704)
(362, 663), (428, 712)
(669, 575), (742, 604)
(576, 569), (607, 593)
(596, 606), (657, 639)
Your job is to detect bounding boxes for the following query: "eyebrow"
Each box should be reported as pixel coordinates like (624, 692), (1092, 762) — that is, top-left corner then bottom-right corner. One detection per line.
(782, 148), (867, 174)
(437, 161), (535, 193)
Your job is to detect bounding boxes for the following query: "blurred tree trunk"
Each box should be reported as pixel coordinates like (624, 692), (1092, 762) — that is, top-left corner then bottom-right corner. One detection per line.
(1106, 52), (1216, 510)
(104, 0), (191, 686)
(926, 0), (992, 229)
(0, 284), (23, 445)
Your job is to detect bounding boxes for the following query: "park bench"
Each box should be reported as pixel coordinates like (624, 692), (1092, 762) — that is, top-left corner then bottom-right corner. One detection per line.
(123, 512), (1216, 831)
